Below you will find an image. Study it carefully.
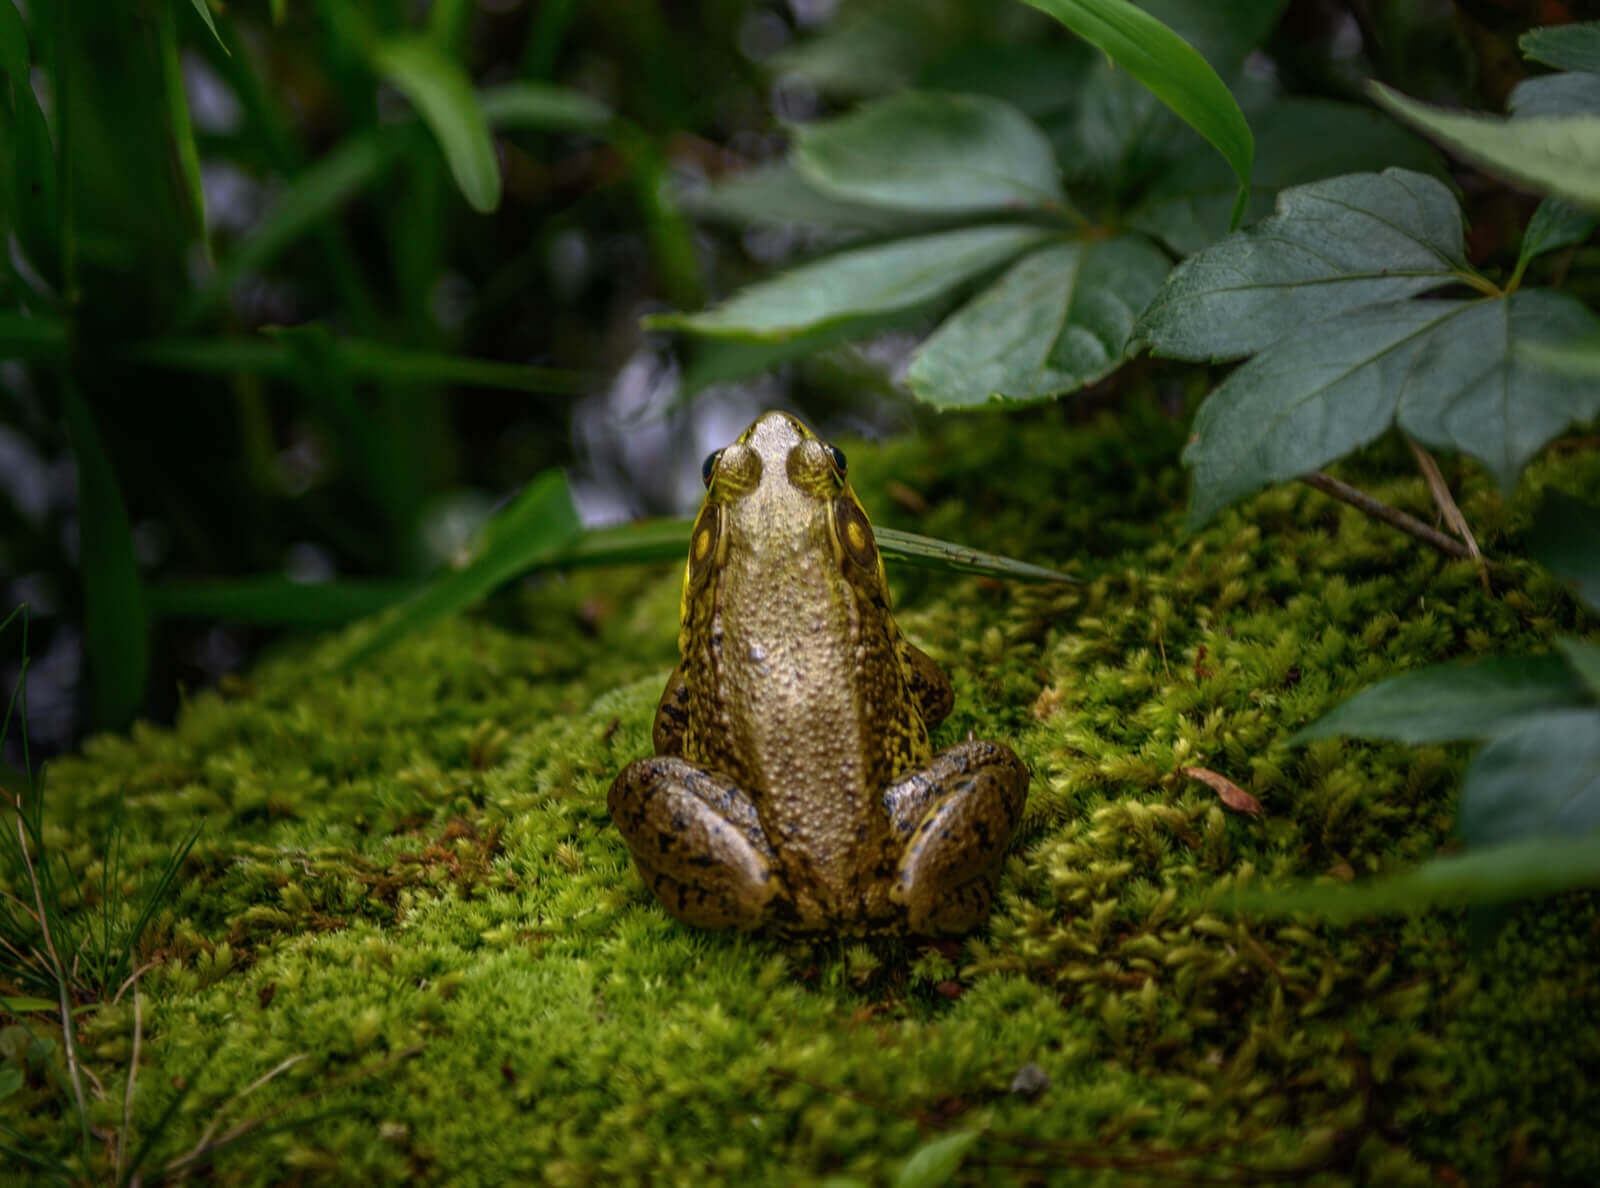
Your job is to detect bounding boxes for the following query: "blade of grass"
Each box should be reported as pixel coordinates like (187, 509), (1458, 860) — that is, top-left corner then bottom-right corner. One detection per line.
(184, 0), (227, 53)
(876, 526), (1078, 583)
(150, 577), (418, 625)
(371, 35), (501, 213)
(160, 0), (209, 252)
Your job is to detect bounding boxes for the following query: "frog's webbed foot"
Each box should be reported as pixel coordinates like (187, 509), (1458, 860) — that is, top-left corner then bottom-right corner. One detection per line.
(883, 740), (1028, 934)
(607, 757), (789, 930)
(905, 643), (954, 730)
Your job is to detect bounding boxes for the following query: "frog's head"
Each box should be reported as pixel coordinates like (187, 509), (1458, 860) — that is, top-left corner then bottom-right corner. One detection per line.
(683, 409), (886, 614)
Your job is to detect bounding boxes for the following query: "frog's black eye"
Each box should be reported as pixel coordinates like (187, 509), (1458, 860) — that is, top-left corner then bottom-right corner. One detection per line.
(823, 443), (847, 477)
(701, 449), (723, 487)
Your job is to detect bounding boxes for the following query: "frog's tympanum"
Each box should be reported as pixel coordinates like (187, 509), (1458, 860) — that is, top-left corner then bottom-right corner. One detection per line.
(608, 411), (1028, 934)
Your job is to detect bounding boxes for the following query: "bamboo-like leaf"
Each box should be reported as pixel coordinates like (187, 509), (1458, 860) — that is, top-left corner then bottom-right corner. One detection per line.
(478, 82), (612, 131)
(162, 0), (209, 246)
(371, 35), (501, 213)
(1018, 0), (1254, 225)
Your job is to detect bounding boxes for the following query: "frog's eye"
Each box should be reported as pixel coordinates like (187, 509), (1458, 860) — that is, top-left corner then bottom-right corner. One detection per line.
(701, 449), (724, 487)
(823, 443), (847, 477)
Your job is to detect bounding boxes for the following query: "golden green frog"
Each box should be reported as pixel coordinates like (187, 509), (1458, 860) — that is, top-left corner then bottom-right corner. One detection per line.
(608, 411), (1028, 934)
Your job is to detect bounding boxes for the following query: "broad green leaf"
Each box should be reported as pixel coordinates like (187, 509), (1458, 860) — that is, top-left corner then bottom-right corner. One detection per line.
(1137, 169), (1468, 362)
(896, 1130), (981, 1188)
(63, 386), (148, 728)
(1019, 0), (1254, 223)
(681, 161), (918, 236)
(1230, 831), (1600, 919)
(1508, 73), (1600, 119)
(185, 0), (228, 53)
(1293, 655), (1587, 744)
(372, 36), (501, 213)
(1183, 290), (1600, 524)
(1517, 197), (1597, 272)
(916, 42), (1094, 120)
(1527, 491), (1600, 612)
(681, 309), (931, 393)
(1556, 638), (1600, 698)
(793, 91), (1063, 215)
(1129, 101), (1449, 257)
(0, 313), (68, 360)
(0, 0), (28, 85)
(1458, 709), (1600, 846)
(478, 81), (612, 131)
(333, 470), (580, 669)
(1371, 83), (1600, 211)
(647, 225), (1054, 340)
(149, 578), (416, 626)
(1520, 22), (1600, 73)
(907, 238), (1169, 407)
(183, 132), (400, 324)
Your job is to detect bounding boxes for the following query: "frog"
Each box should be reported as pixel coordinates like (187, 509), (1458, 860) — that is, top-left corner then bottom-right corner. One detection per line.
(607, 410), (1029, 935)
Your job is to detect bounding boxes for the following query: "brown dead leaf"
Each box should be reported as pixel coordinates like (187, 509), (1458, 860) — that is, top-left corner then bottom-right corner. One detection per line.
(1180, 766), (1262, 816)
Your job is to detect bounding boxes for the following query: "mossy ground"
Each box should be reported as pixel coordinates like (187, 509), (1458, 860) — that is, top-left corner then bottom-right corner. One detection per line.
(4, 401), (1598, 1185)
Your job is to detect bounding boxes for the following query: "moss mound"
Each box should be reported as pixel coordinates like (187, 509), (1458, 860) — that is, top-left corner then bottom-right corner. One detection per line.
(4, 403), (1598, 1185)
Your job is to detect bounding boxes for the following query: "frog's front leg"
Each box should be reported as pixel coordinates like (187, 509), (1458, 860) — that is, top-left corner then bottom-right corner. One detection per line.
(883, 741), (1028, 934)
(651, 663), (691, 756)
(607, 757), (793, 930)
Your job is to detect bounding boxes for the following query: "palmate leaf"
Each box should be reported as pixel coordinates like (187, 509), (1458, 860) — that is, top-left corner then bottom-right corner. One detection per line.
(906, 238), (1169, 407)
(1528, 491), (1600, 612)
(1457, 708), (1600, 847)
(1181, 289), (1600, 526)
(1508, 72), (1600, 119)
(1520, 22), (1600, 73)
(1137, 169), (1471, 361)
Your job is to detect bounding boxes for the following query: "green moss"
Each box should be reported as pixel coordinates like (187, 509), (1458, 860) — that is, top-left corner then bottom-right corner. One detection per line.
(4, 403), (1597, 1185)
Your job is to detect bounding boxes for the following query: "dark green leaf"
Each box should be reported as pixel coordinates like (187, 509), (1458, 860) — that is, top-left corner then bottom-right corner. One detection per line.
(1229, 831), (1600, 919)
(907, 237), (1169, 407)
(916, 42), (1094, 120)
(0, 0), (28, 86)
(333, 471), (580, 669)
(1019, 0), (1254, 221)
(1129, 100), (1449, 257)
(149, 578), (417, 626)
(875, 527), (1077, 583)
(1137, 169), (1468, 362)
(681, 309), (930, 393)
(0, 996), (58, 1014)
(1183, 290), (1600, 525)
(185, 0), (228, 54)
(63, 386), (148, 728)
(1132, 0), (1287, 77)
(1508, 72), (1600, 119)
(1517, 197), (1597, 271)
(478, 81), (612, 131)
(10, 66), (57, 270)
(1520, 22), (1600, 73)
(163, 0), (210, 244)
(1371, 82), (1600, 211)
(371, 36), (501, 213)
(680, 161), (917, 236)
(1294, 655), (1588, 744)
(793, 91), (1063, 215)
(1528, 490), (1600, 613)
(896, 1130), (981, 1188)
(1458, 709), (1600, 846)
(0, 313), (68, 360)
(1556, 638), (1600, 698)
(0, 1065), (22, 1100)
(647, 226), (1055, 340)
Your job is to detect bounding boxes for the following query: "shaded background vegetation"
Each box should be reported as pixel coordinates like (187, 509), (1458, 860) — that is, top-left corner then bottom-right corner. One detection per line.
(1, 0), (1593, 762)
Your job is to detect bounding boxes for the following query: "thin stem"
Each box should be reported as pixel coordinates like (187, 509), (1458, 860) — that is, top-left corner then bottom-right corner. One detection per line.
(117, 973), (142, 1185)
(1404, 436), (1492, 592)
(1299, 471), (1487, 564)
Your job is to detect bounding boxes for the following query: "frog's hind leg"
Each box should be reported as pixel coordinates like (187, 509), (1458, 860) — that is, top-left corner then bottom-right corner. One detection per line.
(607, 757), (789, 930)
(883, 740), (1028, 934)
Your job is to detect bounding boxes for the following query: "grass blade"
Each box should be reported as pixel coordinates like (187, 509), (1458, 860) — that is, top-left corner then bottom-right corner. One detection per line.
(184, 0), (227, 53)
(876, 527), (1077, 582)
(371, 35), (501, 213)
(478, 81), (612, 131)
(149, 577), (418, 626)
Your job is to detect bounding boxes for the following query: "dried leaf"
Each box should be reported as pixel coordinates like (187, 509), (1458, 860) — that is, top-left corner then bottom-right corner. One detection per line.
(1180, 766), (1263, 816)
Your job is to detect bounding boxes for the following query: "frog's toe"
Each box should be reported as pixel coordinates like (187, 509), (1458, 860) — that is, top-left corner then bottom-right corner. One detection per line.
(607, 756), (785, 931)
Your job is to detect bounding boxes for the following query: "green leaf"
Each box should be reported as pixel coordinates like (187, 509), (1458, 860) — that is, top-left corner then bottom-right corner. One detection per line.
(185, 0), (228, 53)
(907, 238), (1169, 407)
(1018, 0), (1253, 223)
(10, 64), (57, 271)
(1458, 709), (1600, 846)
(1132, 0), (1287, 77)
(874, 527), (1077, 583)
(0, 1065), (22, 1100)
(0, 0), (28, 86)
(478, 81), (612, 131)
(1293, 655), (1588, 744)
(0, 996), (59, 1014)
(1371, 82), (1600, 211)
(1129, 100), (1450, 257)
(681, 310), (929, 393)
(371, 35), (501, 214)
(0, 313), (68, 360)
(793, 91), (1063, 215)
(162, 0), (210, 245)
(680, 161), (917, 236)
(647, 225), (1054, 340)
(63, 386), (148, 728)
(916, 42), (1094, 120)
(149, 578), (417, 626)
(1520, 22), (1600, 73)
(1517, 197), (1597, 273)
(183, 132), (400, 324)
(333, 470), (580, 668)
(1229, 831), (1600, 919)
(1137, 169), (1468, 362)
(1508, 72), (1600, 119)
(1527, 490), (1600, 613)
(1183, 290), (1600, 525)
(895, 1130), (981, 1188)
(1555, 638), (1600, 698)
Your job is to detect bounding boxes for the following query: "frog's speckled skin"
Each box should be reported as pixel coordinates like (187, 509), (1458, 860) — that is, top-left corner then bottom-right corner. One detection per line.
(608, 411), (1028, 934)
